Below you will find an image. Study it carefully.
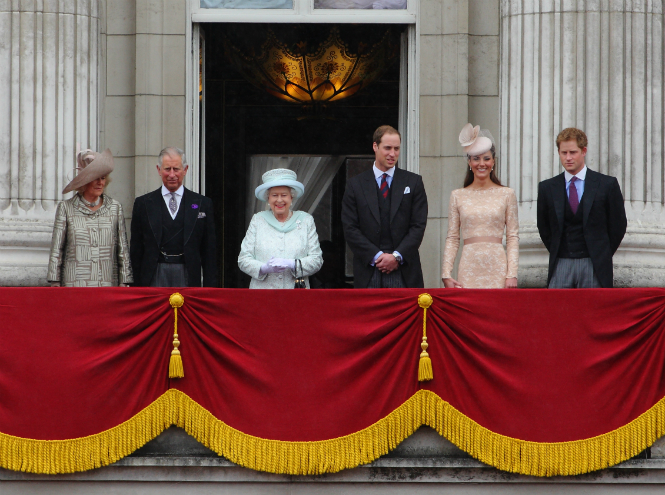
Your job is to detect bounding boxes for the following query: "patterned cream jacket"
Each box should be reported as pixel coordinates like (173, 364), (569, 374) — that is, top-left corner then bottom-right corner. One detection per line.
(47, 194), (133, 287)
(238, 211), (323, 289)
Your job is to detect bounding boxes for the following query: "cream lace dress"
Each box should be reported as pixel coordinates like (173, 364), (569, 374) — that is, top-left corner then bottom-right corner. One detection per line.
(441, 187), (519, 288)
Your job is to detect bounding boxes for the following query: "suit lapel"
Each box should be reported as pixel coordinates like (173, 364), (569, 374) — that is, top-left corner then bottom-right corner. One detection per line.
(146, 189), (163, 245)
(390, 168), (405, 222)
(582, 169), (599, 227)
(361, 170), (381, 225)
(183, 188), (199, 246)
(551, 173), (566, 232)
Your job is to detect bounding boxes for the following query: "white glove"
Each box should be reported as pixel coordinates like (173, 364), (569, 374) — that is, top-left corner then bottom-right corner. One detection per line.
(269, 257), (296, 271)
(259, 257), (290, 275)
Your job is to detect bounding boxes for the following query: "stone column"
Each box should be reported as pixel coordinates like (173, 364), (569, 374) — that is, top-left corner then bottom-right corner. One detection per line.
(0, 0), (99, 285)
(500, 0), (665, 287)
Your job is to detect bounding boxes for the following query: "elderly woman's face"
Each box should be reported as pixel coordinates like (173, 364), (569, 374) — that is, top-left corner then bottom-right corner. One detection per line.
(84, 176), (107, 200)
(268, 186), (293, 217)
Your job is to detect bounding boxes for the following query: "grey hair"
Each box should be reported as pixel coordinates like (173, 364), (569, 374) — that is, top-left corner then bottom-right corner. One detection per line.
(158, 147), (187, 167)
(263, 186), (298, 202)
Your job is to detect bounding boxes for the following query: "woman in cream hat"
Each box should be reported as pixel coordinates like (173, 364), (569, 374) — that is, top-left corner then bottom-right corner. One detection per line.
(440, 124), (519, 289)
(47, 149), (133, 287)
(238, 168), (323, 289)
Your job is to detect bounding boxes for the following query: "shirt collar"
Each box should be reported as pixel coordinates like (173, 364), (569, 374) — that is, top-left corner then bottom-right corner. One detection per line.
(373, 162), (396, 179)
(162, 185), (184, 197)
(564, 165), (587, 183)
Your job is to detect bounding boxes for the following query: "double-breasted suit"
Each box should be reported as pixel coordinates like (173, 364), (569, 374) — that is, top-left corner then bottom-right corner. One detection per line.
(537, 168), (627, 288)
(341, 167), (428, 288)
(130, 188), (217, 287)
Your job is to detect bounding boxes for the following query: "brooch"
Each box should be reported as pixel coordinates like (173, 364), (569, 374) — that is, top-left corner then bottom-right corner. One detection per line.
(192, 204), (199, 209)
(296, 220), (301, 229)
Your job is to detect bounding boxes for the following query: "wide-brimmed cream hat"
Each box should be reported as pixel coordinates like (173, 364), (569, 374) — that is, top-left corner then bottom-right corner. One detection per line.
(459, 123), (494, 156)
(254, 168), (305, 201)
(62, 149), (115, 194)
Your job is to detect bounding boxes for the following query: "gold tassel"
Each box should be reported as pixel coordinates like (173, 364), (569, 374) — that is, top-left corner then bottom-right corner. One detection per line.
(417, 293), (433, 381)
(169, 293), (185, 379)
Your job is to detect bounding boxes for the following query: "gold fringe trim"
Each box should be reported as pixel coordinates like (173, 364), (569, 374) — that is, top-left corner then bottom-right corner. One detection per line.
(0, 392), (177, 474)
(1, 389), (664, 476)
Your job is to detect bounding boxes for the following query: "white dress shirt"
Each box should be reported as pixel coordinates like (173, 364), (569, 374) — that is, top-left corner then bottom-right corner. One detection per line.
(162, 185), (184, 219)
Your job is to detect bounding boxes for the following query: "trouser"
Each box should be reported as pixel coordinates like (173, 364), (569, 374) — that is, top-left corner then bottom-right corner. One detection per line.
(150, 263), (188, 287)
(548, 257), (601, 289)
(367, 267), (406, 288)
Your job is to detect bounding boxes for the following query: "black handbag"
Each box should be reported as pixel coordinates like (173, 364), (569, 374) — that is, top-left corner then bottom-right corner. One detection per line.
(294, 259), (306, 289)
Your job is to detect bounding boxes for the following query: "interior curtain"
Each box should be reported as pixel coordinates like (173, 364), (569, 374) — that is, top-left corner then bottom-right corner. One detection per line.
(245, 155), (345, 228)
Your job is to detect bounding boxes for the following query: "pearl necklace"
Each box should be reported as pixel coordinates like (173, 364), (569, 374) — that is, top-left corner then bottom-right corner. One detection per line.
(80, 195), (101, 208)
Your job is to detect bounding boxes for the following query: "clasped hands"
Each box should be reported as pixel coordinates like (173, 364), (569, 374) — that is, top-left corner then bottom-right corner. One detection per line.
(260, 257), (296, 275)
(375, 253), (399, 274)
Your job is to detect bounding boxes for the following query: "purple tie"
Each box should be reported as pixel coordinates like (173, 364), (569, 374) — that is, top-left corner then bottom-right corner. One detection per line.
(380, 173), (389, 199)
(568, 176), (579, 214)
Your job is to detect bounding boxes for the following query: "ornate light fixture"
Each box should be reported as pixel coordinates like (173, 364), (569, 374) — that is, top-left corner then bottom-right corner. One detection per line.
(223, 28), (398, 107)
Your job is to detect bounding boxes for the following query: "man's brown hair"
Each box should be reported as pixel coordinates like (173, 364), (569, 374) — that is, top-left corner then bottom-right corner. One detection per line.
(556, 128), (588, 150)
(373, 125), (401, 145)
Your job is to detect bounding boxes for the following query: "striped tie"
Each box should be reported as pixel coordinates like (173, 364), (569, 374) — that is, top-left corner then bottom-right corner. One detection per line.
(380, 173), (389, 199)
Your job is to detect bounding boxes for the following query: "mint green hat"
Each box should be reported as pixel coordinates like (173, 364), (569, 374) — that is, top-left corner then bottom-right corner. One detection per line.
(254, 168), (305, 201)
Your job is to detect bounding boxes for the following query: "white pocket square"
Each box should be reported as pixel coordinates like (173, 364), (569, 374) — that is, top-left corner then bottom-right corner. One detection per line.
(404, 186), (411, 194)
(197, 212), (206, 219)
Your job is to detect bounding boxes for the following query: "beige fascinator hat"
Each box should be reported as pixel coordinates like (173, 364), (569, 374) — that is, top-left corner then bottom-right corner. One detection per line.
(254, 168), (305, 201)
(62, 149), (115, 194)
(459, 123), (494, 156)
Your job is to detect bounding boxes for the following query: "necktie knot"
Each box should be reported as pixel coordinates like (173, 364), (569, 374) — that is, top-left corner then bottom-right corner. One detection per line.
(570, 176), (577, 184)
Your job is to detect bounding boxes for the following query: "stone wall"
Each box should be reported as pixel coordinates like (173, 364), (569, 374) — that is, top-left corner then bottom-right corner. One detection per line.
(419, 0), (501, 288)
(500, 0), (665, 287)
(101, 0), (188, 216)
(0, 0), (100, 285)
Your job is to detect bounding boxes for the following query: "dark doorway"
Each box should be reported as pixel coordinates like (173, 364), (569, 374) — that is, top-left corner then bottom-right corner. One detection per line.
(203, 23), (404, 287)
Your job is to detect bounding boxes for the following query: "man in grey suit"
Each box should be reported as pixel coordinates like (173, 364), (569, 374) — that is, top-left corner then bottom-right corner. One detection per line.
(537, 128), (627, 288)
(341, 125), (428, 288)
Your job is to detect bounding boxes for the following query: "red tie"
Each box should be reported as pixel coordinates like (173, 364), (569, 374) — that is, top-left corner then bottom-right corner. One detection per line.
(569, 176), (579, 214)
(380, 173), (389, 199)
